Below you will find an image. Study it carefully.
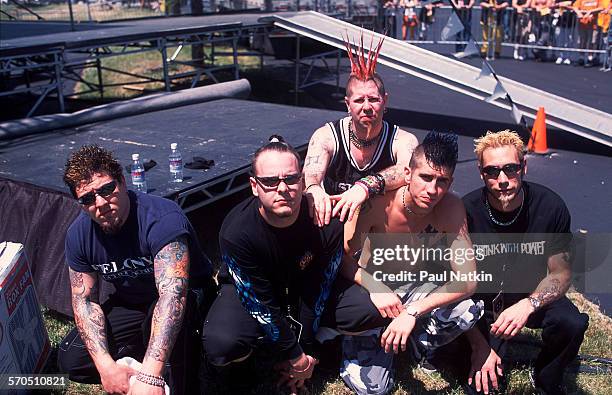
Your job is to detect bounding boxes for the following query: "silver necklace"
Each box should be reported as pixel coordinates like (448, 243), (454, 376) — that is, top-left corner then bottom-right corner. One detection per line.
(348, 120), (379, 148)
(402, 186), (425, 216)
(485, 189), (524, 226)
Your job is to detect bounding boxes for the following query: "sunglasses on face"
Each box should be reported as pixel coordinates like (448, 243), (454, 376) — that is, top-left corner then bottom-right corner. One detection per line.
(254, 173), (302, 188)
(77, 180), (117, 205)
(481, 163), (523, 178)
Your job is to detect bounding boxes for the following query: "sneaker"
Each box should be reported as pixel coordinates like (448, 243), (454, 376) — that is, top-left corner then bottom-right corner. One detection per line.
(513, 48), (519, 60)
(518, 55), (525, 61)
(417, 357), (437, 374)
(555, 57), (563, 64)
(563, 58), (571, 65)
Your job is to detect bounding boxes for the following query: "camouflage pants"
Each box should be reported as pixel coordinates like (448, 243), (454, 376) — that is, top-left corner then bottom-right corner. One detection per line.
(338, 283), (483, 395)
(396, 282), (484, 360)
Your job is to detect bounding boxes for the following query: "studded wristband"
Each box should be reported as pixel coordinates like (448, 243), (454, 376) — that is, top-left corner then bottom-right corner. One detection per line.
(136, 371), (166, 388)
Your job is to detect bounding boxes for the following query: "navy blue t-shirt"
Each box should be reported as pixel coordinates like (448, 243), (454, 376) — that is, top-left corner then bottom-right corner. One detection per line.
(65, 191), (212, 305)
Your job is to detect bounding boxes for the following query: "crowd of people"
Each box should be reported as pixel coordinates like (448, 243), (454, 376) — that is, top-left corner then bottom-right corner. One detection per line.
(56, 34), (589, 395)
(383, 0), (611, 66)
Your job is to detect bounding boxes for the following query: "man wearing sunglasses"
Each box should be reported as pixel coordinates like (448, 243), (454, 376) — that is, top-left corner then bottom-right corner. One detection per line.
(58, 145), (214, 395)
(202, 136), (387, 394)
(462, 130), (588, 395)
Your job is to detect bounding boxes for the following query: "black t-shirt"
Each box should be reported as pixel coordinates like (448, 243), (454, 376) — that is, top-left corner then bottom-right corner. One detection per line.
(323, 118), (397, 195)
(218, 196), (343, 359)
(463, 182), (571, 305)
(65, 191), (212, 305)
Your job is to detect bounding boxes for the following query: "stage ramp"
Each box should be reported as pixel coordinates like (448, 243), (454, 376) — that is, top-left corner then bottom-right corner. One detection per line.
(264, 11), (612, 148)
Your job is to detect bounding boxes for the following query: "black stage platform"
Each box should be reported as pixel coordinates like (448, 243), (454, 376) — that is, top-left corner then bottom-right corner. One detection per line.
(0, 98), (337, 203)
(0, 13), (279, 51)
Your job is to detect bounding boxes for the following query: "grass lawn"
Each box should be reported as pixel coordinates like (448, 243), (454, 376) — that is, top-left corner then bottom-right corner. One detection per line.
(0, 2), (160, 22)
(71, 43), (262, 100)
(42, 292), (612, 394)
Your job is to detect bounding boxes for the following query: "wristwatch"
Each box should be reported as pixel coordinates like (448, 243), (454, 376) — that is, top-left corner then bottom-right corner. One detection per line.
(405, 305), (420, 319)
(527, 296), (541, 312)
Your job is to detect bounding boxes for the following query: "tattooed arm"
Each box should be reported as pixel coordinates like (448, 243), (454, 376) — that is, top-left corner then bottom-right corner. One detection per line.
(490, 250), (571, 340)
(131, 236), (190, 394)
(329, 128), (419, 223)
(383, 128), (418, 192)
(303, 126), (335, 226)
(529, 251), (572, 308)
(69, 268), (136, 394)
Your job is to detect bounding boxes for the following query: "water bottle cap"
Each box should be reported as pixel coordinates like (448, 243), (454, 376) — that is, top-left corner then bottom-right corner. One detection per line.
(132, 153), (139, 160)
(171, 143), (177, 150)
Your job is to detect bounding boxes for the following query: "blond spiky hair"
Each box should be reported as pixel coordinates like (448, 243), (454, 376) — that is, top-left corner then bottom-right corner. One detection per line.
(474, 130), (525, 163)
(343, 31), (385, 80)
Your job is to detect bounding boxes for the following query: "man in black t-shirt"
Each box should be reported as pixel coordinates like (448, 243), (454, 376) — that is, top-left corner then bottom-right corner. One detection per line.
(59, 145), (214, 395)
(202, 137), (386, 394)
(462, 130), (588, 395)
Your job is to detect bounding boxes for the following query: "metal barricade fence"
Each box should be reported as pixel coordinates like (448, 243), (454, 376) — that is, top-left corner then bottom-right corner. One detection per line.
(2, 1), (608, 69)
(0, 0), (167, 22)
(382, 5), (609, 66)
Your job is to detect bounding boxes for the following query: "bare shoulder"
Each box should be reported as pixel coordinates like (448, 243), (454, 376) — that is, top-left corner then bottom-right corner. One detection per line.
(394, 127), (419, 148)
(434, 192), (467, 232)
(393, 128), (419, 161)
(309, 124), (336, 152)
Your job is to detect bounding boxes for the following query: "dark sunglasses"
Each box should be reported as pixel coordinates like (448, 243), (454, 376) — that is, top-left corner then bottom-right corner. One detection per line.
(77, 180), (117, 205)
(254, 173), (302, 188)
(481, 163), (523, 178)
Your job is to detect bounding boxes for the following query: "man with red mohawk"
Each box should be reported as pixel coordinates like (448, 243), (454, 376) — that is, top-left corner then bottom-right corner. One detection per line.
(303, 32), (418, 227)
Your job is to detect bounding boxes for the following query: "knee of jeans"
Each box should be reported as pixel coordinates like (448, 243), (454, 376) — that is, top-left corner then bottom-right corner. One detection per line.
(202, 326), (251, 366)
(555, 312), (589, 338)
(57, 330), (84, 374)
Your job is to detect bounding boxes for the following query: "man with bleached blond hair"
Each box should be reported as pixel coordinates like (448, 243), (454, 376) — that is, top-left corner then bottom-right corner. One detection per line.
(462, 130), (589, 395)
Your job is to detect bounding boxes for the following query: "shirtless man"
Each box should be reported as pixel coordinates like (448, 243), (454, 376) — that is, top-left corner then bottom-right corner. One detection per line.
(303, 33), (418, 227)
(341, 131), (482, 393)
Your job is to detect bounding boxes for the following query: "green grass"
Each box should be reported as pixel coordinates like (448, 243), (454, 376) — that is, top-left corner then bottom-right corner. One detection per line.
(42, 293), (612, 394)
(0, 2), (160, 22)
(72, 44), (262, 100)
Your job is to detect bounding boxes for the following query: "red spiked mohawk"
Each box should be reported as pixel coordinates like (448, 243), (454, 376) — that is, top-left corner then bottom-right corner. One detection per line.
(343, 31), (385, 80)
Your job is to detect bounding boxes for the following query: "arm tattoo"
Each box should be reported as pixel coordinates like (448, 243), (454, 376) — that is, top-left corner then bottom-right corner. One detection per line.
(146, 236), (190, 362)
(378, 165), (405, 191)
(70, 270), (109, 357)
(533, 278), (562, 306)
(303, 132), (333, 184)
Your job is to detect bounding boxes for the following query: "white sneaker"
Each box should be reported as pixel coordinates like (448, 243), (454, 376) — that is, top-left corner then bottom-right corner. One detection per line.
(555, 57), (563, 64)
(563, 58), (571, 65)
(518, 55), (525, 61)
(514, 48), (519, 60)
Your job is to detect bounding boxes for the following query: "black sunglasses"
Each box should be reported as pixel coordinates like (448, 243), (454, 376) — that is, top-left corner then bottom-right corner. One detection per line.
(254, 173), (302, 188)
(77, 180), (117, 205)
(481, 163), (523, 178)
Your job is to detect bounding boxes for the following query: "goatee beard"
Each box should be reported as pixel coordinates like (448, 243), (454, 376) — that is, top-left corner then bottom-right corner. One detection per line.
(101, 222), (121, 235)
(498, 194), (514, 211)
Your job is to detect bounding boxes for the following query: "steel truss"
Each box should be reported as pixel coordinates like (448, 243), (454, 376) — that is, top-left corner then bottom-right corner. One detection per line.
(0, 23), (268, 116)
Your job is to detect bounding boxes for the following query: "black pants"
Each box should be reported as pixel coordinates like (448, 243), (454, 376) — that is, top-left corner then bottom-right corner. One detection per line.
(202, 277), (388, 367)
(58, 288), (212, 395)
(467, 296), (589, 394)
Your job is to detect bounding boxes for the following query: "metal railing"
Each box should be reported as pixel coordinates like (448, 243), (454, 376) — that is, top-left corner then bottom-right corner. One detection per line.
(383, 5), (611, 69)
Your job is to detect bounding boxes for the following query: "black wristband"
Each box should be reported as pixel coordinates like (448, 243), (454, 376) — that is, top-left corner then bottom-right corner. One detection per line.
(374, 173), (386, 195)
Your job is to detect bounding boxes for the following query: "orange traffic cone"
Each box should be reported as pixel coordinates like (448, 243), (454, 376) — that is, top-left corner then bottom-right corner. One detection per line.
(528, 107), (548, 153)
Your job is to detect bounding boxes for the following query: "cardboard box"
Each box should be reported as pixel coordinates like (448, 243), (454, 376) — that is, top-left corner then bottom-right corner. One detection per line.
(0, 242), (50, 376)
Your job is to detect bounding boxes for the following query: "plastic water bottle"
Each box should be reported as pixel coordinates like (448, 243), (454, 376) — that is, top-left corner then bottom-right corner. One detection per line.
(131, 153), (147, 193)
(168, 143), (183, 183)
